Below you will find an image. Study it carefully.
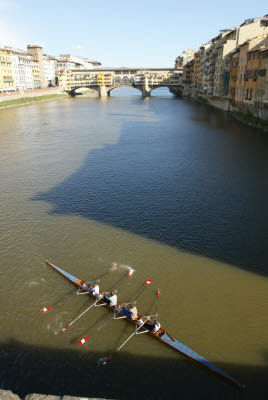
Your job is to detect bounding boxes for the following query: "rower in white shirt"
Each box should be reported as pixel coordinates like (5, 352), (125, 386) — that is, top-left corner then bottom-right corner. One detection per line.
(105, 290), (118, 307)
(91, 281), (100, 296)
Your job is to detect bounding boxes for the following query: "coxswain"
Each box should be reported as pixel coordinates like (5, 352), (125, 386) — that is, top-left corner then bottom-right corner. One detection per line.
(126, 302), (138, 320)
(91, 280), (100, 296)
(105, 290), (118, 307)
(151, 319), (161, 333)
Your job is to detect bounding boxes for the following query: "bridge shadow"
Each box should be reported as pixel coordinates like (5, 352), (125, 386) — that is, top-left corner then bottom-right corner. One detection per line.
(32, 101), (268, 278)
(1, 338), (268, 399)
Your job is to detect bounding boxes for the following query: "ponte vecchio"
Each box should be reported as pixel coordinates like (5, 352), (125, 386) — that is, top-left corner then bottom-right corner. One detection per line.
(58, 68), (182, 97)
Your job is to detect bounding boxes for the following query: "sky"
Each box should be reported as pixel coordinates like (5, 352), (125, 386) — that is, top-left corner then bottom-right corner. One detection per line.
(0, 0), (267, 68)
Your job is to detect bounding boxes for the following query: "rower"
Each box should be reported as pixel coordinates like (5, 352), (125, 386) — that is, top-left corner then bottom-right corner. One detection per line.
(126, 302), (138, 320)
(142, 319), (161, 334)
(91, 280), (100, 296)
(105, 290), (118, 307)
(151, 319), (161, 333)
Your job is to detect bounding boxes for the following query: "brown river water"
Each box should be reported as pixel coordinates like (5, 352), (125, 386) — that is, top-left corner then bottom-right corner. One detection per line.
(0, 88), (268, 399)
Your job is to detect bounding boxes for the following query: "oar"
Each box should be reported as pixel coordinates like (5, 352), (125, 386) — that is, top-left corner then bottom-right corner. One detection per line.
(41, 263), (118, 312)
(61, 269), (133, 333)
(100, 319), (149, 366)
(132, 279), (151, 303)
(78, 313), (117, 345)
(78, 270), (136, 345)
(87, 263), (118, 285)
(41, 289), (76, 313)
(60, 298), (100, 333)
(112, 268), (134, 291)
(154, 289), (160, 317)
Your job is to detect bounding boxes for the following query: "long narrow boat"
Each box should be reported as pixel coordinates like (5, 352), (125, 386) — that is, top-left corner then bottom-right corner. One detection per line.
(45, 260), (242, 388)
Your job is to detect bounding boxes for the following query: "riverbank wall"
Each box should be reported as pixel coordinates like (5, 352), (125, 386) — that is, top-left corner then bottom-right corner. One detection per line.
(0, 389), (109, 400)
(180, 89), (268, 129)
(0, 88), (63, 103)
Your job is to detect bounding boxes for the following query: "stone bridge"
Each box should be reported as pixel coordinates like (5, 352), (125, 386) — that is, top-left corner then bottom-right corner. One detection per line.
(58, 68), (182, 97)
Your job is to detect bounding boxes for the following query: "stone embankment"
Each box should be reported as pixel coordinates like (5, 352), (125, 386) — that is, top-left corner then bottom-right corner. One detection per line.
(0, 88), (63, 103)
(0, 390), (109, 400)
(175, 89), (268, 130)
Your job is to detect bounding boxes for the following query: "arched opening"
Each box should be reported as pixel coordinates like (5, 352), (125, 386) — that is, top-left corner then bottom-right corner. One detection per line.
(115, 76), (122, 84)
(150, 87), (174, 98)
(109, 86), (141, 97)
(70, 87), (98, 97)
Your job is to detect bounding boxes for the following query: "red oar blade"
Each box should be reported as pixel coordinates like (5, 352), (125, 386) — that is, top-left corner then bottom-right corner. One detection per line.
(78, 336), (89, 346)
(60, 324), (70, 333)
(101, 357), (111, 366)
(146, 280), (151, 286)
(41, 306), (52, 312)
(157, 289), (160, 296)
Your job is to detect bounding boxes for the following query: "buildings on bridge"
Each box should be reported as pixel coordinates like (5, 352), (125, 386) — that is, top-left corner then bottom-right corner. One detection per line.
(0, 43), (101, 93)
(176, 15), (268, 119)
(57, 68), (181, 97)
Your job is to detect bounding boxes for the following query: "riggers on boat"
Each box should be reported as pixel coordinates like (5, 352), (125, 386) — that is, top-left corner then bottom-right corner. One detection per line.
(45, 260), (243, 388)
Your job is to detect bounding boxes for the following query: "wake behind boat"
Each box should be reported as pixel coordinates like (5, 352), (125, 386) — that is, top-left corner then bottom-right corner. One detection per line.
(44, 260), (243, 388)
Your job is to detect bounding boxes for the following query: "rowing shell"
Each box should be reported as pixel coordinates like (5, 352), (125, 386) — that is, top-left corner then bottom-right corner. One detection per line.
(45, 260), (242, 387)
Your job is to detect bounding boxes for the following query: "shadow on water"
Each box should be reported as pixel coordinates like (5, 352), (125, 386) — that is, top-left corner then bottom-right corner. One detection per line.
(1, 339), (268, 399)
(32, 98), (268, 277)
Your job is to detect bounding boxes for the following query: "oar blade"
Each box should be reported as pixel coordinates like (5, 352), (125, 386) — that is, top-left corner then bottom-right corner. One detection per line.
(101, 356), (111, 366)
(41, 306), (52, 312)
(60, 324), (70, 333)
(146, 279), (151, 286)
(78, 336), (89, 346)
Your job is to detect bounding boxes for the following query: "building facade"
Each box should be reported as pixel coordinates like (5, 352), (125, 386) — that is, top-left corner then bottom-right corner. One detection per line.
(0, 47), (15, 92)
(10, 49), (34, 91)
(27, 45), (46, 88)
(43, 55), (56, 87)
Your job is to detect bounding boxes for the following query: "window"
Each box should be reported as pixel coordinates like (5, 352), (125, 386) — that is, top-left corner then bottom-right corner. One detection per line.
(249, 69), (253, 79)
(248, 53), (251, 60)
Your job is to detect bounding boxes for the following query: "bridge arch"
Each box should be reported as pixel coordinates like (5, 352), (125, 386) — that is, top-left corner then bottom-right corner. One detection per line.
(107, 85), (142, 96)
(68, 86), (98, 96)
(150, 85), (182, 97)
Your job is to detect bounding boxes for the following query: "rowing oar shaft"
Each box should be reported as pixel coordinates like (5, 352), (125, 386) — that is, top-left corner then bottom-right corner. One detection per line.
(78, 313), (116, 345)
(88, 264), (118, 285)
(154, 289), (160, 317)
(77, 271), (134, 345)
(60, 298), (99, 332)
(113, 269), (134, 291)
(133, 279), (151, 302)
(41, 289), (76, 313)
(101, 319), (149, 366)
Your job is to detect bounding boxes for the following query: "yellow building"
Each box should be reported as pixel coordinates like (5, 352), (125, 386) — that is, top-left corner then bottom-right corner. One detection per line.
(243, 36), (268, 105)
(97, 72), (113, 85)
(58, 69), (72, 91)
(31, 59), (41, 89)
(0, 48), (15, 92)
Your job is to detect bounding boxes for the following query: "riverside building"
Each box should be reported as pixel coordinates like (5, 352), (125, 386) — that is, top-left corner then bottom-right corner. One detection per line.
(10, 49), (34, 91)
(179, 15), (268, 119)
(0, 47), (15, 93)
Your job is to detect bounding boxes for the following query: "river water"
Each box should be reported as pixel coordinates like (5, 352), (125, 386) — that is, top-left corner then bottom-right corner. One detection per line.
(0, 88), (268, 399)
